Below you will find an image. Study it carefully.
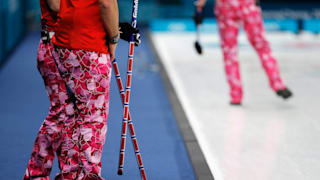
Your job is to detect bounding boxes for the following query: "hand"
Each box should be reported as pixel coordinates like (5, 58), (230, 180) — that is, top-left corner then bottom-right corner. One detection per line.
(108, 43), (117, 61)
(119, 22), (141, 46)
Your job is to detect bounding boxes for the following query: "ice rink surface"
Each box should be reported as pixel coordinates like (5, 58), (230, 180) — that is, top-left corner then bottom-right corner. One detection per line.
(151, 29), (320, 180)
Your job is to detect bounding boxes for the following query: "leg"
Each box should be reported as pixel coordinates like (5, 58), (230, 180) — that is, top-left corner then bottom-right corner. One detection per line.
(54, 115), (82, 180)
(24, 110), (66, 180)
(215, 6), (243, 104)
(242, 5), (286, 91)
(24, 41), (69, 180)
(54, 49), (112, 180)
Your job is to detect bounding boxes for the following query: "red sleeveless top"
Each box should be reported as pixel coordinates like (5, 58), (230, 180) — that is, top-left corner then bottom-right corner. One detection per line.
(52, 0), (109, 54)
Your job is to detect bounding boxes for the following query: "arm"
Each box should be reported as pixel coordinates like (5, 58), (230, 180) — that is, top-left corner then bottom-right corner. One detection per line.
(99, 0), (119, 60)
(196, 0), (207, 12)
(46, 0), (60, 12)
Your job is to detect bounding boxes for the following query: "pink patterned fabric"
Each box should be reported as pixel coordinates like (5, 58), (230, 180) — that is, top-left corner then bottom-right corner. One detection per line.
(214, 1), (285, 103)
(217, 0), (255, 7)
(24, 42), (112, 180)
(53, 48), (111, 180)
(24, 40), (70, 180)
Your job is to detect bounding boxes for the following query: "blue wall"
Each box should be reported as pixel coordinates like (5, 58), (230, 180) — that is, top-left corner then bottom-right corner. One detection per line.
(1, 0), (320, 64)
(0, 0), (4, 64)
(0, 0), (26, 65)
(18, 0), (320, 27)
(118, 0), (320, 22)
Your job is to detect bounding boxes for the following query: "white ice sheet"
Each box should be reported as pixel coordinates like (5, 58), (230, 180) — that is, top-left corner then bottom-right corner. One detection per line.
(150, 31), (320, 180)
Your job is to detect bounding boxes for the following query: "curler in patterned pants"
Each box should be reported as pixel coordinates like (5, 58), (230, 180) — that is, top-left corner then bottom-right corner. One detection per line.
(24, 44), (112, 180)
(214, 2), (285, 103)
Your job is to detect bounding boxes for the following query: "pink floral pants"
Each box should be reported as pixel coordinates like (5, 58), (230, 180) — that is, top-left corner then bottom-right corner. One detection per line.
(24, 40), (111, 180)
(214, 2), (285, 103)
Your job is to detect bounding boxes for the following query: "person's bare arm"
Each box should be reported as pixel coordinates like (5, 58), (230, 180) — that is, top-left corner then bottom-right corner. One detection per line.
(46, 0), (60, 12)
(99, 0), (119, 60)
(196, 0), (207, 11)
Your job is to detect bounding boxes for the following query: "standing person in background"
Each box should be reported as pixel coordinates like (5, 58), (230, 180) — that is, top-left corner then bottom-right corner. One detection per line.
(195, 0), (293, 105)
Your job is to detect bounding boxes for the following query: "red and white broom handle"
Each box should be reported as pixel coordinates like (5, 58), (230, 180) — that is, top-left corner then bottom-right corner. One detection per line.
(113, 60), (146, 179)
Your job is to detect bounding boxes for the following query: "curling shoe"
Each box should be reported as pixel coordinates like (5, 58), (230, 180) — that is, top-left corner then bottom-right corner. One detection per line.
(276, 88), (293, 100)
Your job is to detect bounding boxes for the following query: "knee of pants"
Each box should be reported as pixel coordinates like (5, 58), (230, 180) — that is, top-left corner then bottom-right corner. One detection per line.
(249, 37), (270, 51)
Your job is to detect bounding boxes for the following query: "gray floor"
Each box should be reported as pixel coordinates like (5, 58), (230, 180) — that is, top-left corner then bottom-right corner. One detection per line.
(150, 31), (320, 180)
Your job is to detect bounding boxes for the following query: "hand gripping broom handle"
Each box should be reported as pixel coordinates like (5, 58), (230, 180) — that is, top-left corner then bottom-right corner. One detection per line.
(113, 59), (147, 180)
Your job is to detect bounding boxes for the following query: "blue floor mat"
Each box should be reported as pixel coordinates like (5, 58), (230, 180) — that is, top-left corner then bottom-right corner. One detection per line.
(0, 31), (195, 180)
